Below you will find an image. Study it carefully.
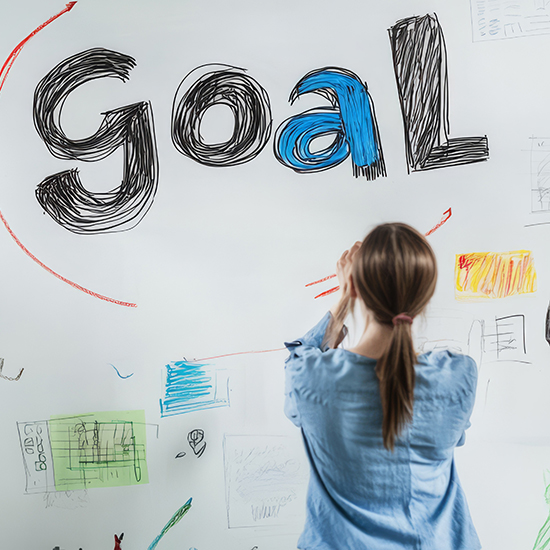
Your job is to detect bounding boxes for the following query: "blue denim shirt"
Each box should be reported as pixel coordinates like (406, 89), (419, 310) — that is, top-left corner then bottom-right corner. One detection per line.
(284, 312), (481, 550)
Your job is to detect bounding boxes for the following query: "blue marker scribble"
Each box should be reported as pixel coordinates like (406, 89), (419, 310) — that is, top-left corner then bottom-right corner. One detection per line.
(110, 364), (134, 379)
(160, 361), (229, 417)
(274, 67), (386, 180)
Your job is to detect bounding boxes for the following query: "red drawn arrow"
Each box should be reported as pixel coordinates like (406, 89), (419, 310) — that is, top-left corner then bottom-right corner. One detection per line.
(308, 208), (453, 299)
(0, 2), (137, 308)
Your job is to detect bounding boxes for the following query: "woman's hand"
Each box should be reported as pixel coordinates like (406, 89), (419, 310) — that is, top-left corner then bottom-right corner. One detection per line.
(330, 241), (362, 316)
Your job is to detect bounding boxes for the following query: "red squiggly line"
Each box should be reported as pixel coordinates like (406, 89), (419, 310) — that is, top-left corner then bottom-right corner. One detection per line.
(310, 208), (453, 298)
(0, 2), (137, 307)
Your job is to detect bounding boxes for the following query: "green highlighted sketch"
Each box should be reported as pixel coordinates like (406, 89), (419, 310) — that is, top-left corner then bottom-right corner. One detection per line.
(49, 410), (148, 490)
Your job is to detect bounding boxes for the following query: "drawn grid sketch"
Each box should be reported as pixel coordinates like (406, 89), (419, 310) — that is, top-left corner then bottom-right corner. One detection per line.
(17, 411), (148, 493)
(471, 0), (550, 41)
(223, 435), (308, 529)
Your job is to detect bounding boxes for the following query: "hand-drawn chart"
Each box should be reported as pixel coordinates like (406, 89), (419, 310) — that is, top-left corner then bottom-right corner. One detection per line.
(17, 410), (148, 493)
(223, 435), (308, 529)
(470, 0), (550, 41)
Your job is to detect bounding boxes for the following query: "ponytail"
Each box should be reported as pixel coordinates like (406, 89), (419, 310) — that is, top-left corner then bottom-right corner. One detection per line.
(351, 223), (437, 451)
(376, 320), (417, 451)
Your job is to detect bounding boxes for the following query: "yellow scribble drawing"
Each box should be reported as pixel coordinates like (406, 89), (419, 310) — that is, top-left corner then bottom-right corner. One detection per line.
(455, 250), (537, 301)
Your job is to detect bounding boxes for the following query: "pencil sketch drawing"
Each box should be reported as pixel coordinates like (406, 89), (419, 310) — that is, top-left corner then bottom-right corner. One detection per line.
(223, 435), (308, 529)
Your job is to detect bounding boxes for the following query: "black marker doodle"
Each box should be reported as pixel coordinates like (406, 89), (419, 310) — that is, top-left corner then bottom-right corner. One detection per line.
(33, 48), (159, 234)
(0, 357), (23, 381)
(187, 429), (206, 458)
(388, 14), (489, 172)
(172, 64), (272, 167)
(546, 303), (550, 347)
(175, 451), (186, 458)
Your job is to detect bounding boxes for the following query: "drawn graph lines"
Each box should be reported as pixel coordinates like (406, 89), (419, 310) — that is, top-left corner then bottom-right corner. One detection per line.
(160, 360), (229, 417)
(455, 251), (537, 301)
(0, 4), (136, 307)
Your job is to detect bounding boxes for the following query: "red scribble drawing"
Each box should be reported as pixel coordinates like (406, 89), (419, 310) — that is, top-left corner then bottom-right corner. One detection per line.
(314, 286), (340, 299)
(308, 207), (452, 298)
(305, 274), (337, 287)
(0, 3), (137, 308)
(0, 3), (77, 93)
(114, 533), (124, 550)
(195, 347), (286, 362)
(424, 207), (452, 237)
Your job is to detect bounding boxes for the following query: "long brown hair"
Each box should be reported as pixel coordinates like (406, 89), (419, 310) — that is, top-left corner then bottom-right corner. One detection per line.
(327, 223), (437, 450)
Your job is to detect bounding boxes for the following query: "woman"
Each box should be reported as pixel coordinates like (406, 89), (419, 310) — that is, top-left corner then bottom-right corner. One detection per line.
(284, 223), (480, 549)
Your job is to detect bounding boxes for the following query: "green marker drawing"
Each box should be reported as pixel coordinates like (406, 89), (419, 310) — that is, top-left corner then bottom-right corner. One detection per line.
(533, 471), (550, 550)
(148, 497), (193, 550)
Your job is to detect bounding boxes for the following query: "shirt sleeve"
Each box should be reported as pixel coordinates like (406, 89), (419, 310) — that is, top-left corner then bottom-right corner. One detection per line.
(283, 312), (345, 427)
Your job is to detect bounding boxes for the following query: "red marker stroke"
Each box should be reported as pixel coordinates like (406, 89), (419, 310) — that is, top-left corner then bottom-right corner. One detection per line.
(0, 2), (136, 307)
(0, 3), (77, 93)
(308, 208), (453, 299)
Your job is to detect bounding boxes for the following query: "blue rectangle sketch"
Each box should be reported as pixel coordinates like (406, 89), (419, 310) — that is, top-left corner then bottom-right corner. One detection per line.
(160, 360), (229, 417)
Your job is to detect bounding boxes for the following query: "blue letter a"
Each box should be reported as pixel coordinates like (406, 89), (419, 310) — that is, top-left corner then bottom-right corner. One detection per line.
(274, 67), (386, 180)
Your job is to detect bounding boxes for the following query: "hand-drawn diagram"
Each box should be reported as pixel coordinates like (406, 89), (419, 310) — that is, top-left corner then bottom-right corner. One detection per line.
(470, 0), (550, 41)
(17, 411), (148, 493)
(34, 48), (159, 235)
(528, 136), (550, 216)
(274, 67), (386, 180)
(172, 64), (272, 167)
(223, 435), (308, 529)
(0, 357), (23, 381)
(478, 314), (530, 364)
(188, 429), (206, 458)
(147, 498), (192, 550)
(455, 251), (537, 301)
(160, 360), (229, 417)
(389, 14), (489, 172)
(416, 309), (530, 366)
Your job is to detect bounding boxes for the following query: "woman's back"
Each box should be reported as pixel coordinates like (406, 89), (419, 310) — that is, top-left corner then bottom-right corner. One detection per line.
(285, 312), (480, 549)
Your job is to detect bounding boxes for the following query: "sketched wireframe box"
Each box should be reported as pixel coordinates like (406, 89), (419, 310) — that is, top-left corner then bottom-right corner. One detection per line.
(17, 410), (148, 493)
(160, 360), (229, 417)
(223, 435), (308, 529)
